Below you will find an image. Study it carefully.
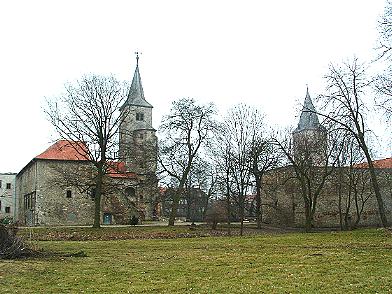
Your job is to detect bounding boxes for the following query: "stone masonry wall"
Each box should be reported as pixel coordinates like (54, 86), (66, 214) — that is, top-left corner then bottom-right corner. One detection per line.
(261, 166), (392, 228)
(17, 159), (157, 226)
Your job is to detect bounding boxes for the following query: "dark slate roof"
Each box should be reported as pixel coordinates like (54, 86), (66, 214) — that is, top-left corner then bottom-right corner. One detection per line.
(121, 60), (153, 109)
(294, 87), (324, 133)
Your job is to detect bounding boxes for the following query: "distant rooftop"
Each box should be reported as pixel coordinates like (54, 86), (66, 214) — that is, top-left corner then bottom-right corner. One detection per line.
(355, 157), (392, 169)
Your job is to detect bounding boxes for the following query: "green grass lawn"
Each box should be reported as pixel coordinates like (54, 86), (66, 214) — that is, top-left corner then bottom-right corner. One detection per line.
(1, 228), (392, 293)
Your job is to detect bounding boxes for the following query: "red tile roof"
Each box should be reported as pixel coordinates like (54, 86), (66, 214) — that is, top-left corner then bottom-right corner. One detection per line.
(35, 140), (89, 161)
(34, 140), (137, 179)
(107, 161), (137, 179)
(355, 158), (392, 169)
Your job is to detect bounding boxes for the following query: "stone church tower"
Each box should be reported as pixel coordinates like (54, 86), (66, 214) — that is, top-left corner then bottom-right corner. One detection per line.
(292, 87), (327, 166)
(119, 54), (157, 175)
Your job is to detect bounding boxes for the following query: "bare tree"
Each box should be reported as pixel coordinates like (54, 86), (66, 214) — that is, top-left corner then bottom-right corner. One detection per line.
(218, 104), (258, 236)
(249, 133), (281, 229)
(185, 156), (219, 221)
(377, 0), (392, 61)
(375, 1), (392, 120)
(374, 74), (392, 120)
(204, 200), (228, 230)
(211, 134), (235, 235)
(332, 130), (372, 230)
(318, 59), (389, 227)
(273, 126), (338, 232)
(45, 74), (128, 228)
(158, 98), (216, 226)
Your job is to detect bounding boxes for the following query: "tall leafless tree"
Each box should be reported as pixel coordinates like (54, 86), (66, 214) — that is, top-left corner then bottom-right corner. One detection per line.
(318, 59), (389, 227)
(185, 156), (219, 221)
(45, 74), (128, 228)
(211, 132), (235, 235)
(249, 133), (281, 229)
(331, 129), (371, 230)
(377, 0), (392, 60)
(158, 98), (216, 226)
(375, 0), (392, 120)
(218, 104), (262, 236)
(273, 125), (338, 232)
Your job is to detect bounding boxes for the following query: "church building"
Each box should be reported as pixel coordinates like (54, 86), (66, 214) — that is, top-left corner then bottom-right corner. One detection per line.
(16, 56), (158, 226)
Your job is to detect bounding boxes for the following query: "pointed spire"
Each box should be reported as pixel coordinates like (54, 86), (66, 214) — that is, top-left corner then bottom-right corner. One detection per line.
(136, 51), (139, 67)
(121, 52), (153, 109)
(294, 86), (322, 132)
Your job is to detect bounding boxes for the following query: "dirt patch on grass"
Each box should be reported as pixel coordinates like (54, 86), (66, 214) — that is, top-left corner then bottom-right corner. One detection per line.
(18, 224), (301, 242)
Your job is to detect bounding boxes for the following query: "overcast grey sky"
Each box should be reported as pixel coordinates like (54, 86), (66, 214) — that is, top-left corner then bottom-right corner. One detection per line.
(0, 0), (388, 172)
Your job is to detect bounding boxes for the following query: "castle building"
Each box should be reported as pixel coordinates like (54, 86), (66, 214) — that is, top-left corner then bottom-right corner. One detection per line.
(16, 56), (158, 226)
(262, 88), (392, 228)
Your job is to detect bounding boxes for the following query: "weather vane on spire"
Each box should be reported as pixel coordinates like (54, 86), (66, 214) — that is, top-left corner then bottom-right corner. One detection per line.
(135, 51), (142, 66)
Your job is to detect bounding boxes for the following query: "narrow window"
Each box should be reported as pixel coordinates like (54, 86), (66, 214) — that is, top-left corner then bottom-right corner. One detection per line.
(5, 207), (10, 213)
(90, 188), (96, 201)
(0, 180), (2, 188)
(66, 190), (72, 198)
(0, 200), (2, 211)
(6, 183), (11, 189)
(136, 112), (144, 121)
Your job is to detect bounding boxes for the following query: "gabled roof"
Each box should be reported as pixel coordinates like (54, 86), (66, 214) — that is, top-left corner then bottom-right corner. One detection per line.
(121, 55), (153, 109)
(355, 158), (392, 169)
(35, 140), (88, 161)
(294, 87), (324, 133)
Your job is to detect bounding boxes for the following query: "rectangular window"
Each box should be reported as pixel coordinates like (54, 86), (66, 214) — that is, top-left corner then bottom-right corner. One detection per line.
(6, 183), (11, 189)
(0, 180), (2, 188)
(5, 207), (10, 213)
(66, 190), (72, 198)
(24, 193), (36, 210)
(136, 113), (144, 121)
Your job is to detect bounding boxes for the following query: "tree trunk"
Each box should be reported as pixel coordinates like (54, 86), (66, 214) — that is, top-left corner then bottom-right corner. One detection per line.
(168, 190), (180, 226)
(361, 142), (388, 227)
(338, 183), (343, 230)
(240, 201), (244, 236)
(255, 176), (262, 229)
(226, 193), (231, 236)
(304, 201), (312, 232)
(93, 170), (103, 228)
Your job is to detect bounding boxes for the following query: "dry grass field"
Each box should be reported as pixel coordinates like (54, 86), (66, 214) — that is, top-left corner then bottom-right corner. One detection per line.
(1, 226), (392, 293)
